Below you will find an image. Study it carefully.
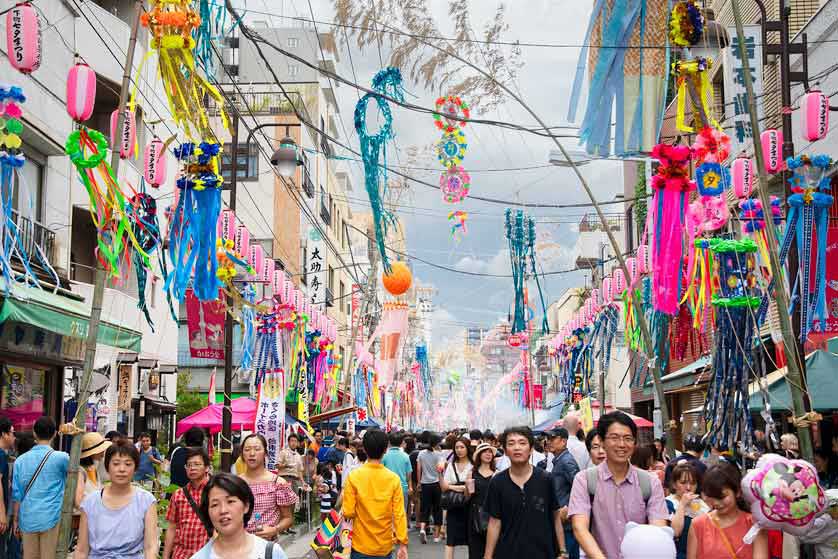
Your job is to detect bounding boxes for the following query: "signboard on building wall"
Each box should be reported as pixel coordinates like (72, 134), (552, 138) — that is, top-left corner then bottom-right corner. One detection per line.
(185, 289), (225, 360)
(307, 227), (326, 310)
(724, 25), (765, 156)
(117, 364), (132, 411)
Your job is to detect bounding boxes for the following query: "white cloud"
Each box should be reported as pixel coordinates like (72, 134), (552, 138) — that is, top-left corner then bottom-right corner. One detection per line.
(454, 249), (510, 276)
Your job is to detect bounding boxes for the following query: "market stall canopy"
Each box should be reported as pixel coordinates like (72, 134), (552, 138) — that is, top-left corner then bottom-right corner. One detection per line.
(544, 402), (653, 430)
(749, 348), (838, 413)
(177, 397), (260, 436)
(534, 402), (566, 432)
(0, 283), (141, 352)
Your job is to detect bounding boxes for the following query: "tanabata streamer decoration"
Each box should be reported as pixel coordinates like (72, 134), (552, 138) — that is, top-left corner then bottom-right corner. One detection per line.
(742, 454), (827, 536)
(434, 95), (470, 134)
(505, 209), (549, 334)
(5, 2), (41, 75)
(672, 58), (717, 133)
(126, 188), (167, 328)
(166, 142), (224, 301)
(740, 197), (782, 272)
(567, 0), (669, 156)
(140, 0), (228, 138)
(781, 154), (834, 341)
(354, 68), (404, 273)
(649, 143), (695, 315)
(448, 210), (468, 240)
(693, 127), (731, 167)
(0, 85), (58, 289)
(363, 301), (409, 387)
(437, 129), (467, 168)
(703, 238), (761, 451)
(669, 1), (704, 47)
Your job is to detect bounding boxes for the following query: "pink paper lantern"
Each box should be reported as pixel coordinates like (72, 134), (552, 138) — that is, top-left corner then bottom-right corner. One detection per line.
(109, 109), (136, 159)
(282, 279), (294, 306)
(590, 288), (601, 311)
(66, 63), (96, 122)
(235, 224), (250, 258)
(272, 269), (287, 297)
(637, 244), (650, 274)
(732, 157), (755, 199)
(143, 138), (167, 187)
(625, 256), (639, 287)
(6, 3), (41, 74)
(760, 129), (783, 174)
(248, 244), (264, 279)
(584, 299), (594, 321)
(801, 90), (829, 142)
(602, 276), (614, 303)
(613, 268), (626, 295)
(293, 289), (304, 310)
(260, 257), (274, 284)
(217, 209), (236, 241)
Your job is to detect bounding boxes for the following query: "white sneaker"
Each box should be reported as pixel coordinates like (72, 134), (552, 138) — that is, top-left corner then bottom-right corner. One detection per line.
(420, 530), (427, 544)
(433, 538), (440, 543)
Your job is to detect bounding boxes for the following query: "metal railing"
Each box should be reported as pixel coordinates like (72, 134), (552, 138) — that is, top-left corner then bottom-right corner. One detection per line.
(320, 197), (331, 225)
(9, 210), (56, 274)
(207, 91), (310, 124)
(324, 287), (334, 307)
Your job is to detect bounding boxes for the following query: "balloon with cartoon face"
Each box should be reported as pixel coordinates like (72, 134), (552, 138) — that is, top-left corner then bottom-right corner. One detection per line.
(742, 453), (827, 535)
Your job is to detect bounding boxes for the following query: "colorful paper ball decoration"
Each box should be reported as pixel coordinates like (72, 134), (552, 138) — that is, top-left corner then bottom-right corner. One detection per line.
(110, 109), (137, 159)
(143, 137), (167, 187)
(696, 162), (729, 197)
(732, 157), (755, 199)
(613, 268), (627, 295)
(760, 129), (783, 174)
(436, 129), (467, 167)
(801, 90), (830, 142)
(440, 166), (471, 204)
(602, 276), (614, 303)
(637, 244), (650, 274)
(66, 63), (97, 122)
(6, 3), (41, 74)
(235, 224), (250, 258)
(433, 95), (470, 133)
(382, 261), (412, 296)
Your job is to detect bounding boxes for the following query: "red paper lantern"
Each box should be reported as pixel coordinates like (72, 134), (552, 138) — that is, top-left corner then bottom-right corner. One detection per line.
(382, 261), (412, 296)
(6, 2), (41, 74)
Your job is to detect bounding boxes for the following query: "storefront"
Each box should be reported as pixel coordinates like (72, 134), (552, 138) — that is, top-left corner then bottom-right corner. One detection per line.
(0, 284), (142, 433)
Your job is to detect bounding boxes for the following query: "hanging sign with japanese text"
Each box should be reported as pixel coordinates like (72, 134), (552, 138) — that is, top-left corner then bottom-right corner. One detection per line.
(185, 289), (226, 360)
(306, 227), (327, 310)
(724, 25), (765, 156)
(255, 369), (286, 470)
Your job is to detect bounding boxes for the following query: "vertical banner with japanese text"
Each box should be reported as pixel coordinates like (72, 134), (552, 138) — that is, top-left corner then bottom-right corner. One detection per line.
(306, 227), (327, 311)
(255, 370), (286, 469)
(724, 25), (764, 155)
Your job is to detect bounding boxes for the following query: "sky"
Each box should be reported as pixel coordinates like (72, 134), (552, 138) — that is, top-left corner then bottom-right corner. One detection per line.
(246, 0), (625, 350)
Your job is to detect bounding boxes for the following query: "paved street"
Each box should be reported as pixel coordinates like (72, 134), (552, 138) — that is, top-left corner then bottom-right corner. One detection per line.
(282, 526), (453, 559)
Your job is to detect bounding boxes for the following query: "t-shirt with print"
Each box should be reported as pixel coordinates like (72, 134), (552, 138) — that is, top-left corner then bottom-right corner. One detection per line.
(200, 533), (288, 559)
(486, 466), (559, 559)
(0, 447), (9, 510)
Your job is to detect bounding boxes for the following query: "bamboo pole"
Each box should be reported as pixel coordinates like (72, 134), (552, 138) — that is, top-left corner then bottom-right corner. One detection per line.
(729, 0), (813, 463)
(55, 2), (144, 556)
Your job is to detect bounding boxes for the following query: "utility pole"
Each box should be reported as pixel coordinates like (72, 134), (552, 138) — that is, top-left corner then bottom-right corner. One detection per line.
(220, 113), (239, 472)
(731, 0), (814, 463)
(56, 2), (143, 556)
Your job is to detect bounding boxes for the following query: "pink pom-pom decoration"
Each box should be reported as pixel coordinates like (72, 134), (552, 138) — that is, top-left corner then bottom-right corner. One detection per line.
(742, 453), (827, 536)
(613, 268), (626, 295)
(731, 157), (755, 199)
(110, 109), (137, 159)
(260, 257), (274, 284)
(217, 209), (236, 241)
(6, 3), (41, 74)
(637, 244), (650, 274)
(801, 90), (830, 142)
(234, 224), (250, 258)
(248, 244), (264, 279)
(602, 276), (614, 303)
(143, 138), (167, 187)
(66, 63), (96, 122)
(760, 129), (783, 174)
(625, 257), (639, 287)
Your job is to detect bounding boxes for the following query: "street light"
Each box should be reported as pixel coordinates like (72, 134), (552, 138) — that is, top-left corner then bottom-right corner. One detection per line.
(548, 146), (591, 167)
(271, 128), (302, 177)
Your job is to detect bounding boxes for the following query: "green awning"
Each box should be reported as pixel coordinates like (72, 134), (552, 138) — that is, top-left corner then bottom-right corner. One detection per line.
(750, 349), (838, 413)
(0, 283), (142, 352)
(202, 392), (250, 404)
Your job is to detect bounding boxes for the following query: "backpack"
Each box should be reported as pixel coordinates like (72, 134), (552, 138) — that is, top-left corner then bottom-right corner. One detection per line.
(585, 466), (651, 519)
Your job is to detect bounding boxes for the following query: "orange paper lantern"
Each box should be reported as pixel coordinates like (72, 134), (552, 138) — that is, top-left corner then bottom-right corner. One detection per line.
(382, 261), (412, 296)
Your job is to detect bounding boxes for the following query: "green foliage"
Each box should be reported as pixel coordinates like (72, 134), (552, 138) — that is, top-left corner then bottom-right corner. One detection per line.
(176, 370), (204, 421)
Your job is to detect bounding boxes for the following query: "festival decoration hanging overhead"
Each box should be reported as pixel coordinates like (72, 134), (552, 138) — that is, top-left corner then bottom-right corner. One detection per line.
(363, 301), (409, 387)
(668, 0), (704, 47)
(5, 2), (41, 75)
(382, 260), (412, 297)
(354, 68), (404, 273)
(436, 129), (467, 168)
(440, 165), (471, 204)
(672, 58), (717, 133)
(434, 95), (470, 133)
(448, 210), (468, 241)
(505, 209), (549, 334)
(143, 137), (167, 188)
(801, 89), (830, 142)
(567, 0), (669, 156)
(780, 154), (834, 341)
(66, 62), (96, 122)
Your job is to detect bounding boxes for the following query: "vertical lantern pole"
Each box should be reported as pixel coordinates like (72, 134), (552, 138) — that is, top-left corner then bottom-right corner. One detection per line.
(55, 2), (144, 556)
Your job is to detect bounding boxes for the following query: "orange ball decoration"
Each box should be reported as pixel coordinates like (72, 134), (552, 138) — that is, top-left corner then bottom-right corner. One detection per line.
(382, 261), (412, 296)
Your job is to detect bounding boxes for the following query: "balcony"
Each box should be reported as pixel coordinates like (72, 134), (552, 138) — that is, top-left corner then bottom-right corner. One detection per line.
(320, 197), (331, 225)
(207, 91), (309, 122)
(320, 137), (333, 159)
(324, 287), (334, 308)
(300, 152), (314, 198)
(8, 211), (57, 278)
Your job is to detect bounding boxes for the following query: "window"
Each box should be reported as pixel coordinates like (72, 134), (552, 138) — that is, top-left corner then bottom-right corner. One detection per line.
(328, 266), (335, 292)
(288, 64), (299, 77)
(221, 142), (259, 181)
(287, 37), (300, 48)
(0, 364), (46, 432)
(339, 281), (345, 311)
(14, 143), (45, 222)
(301, 246), (308, 285)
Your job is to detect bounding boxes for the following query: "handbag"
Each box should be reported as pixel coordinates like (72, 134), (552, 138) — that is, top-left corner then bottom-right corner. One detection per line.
(441, 464), (468, 510)
(471, 503), (490, 533)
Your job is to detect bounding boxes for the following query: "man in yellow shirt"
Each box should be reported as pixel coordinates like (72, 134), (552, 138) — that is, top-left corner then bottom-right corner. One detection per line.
(342, 429), (409, 559)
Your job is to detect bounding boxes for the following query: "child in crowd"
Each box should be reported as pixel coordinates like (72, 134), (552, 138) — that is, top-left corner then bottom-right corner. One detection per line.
(317, 462), (337, 521)
(666, 461), (709, 559)
(687, 462), (769, 559)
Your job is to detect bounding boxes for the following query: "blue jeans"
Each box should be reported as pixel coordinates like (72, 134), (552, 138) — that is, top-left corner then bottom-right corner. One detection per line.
(565, 527), (579, 559)
(350, 549), (395, 559)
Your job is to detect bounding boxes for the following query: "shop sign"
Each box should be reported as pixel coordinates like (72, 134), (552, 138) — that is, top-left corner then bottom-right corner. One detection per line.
(185, 289), (226, 360)
(724, 25), (765, 156)
(306, 227), (326, 310)
(255, 369), (285, 470)
(0, 321), (84, 362)
(117, 364), (131, 411)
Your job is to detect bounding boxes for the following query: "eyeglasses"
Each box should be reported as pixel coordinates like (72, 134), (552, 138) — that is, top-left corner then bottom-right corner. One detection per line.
(605, 435), (636, 444)
(185, 463), (206, 469)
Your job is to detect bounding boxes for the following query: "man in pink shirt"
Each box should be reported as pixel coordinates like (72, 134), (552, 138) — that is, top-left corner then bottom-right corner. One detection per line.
(568, 411), (669, 559)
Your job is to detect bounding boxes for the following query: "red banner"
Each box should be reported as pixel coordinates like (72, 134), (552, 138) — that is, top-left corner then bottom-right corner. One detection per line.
(186, 289), (226, 360)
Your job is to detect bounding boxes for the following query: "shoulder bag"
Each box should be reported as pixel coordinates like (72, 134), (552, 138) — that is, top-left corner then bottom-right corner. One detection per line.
(471, 473), (490, 534)
(22, 449), (54, 503)
(182, 486), (214, 538)
(441, 463), (468, 510)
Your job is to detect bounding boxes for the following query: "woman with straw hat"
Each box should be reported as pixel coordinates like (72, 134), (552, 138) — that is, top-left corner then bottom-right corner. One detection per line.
(74, 432), (112, 508)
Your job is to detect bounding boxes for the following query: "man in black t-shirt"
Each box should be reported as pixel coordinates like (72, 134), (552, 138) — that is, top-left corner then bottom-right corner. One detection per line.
(484, 426), (567, 559)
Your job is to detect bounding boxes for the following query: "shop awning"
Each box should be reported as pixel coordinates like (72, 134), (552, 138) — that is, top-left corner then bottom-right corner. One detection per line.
(0, 283), (141, 352)
(750, 349), (838, 413)
(309, 405), (357, 424)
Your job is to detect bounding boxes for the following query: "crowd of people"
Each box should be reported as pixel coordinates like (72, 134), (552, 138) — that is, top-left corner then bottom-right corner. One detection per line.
(1, 412), (837, 558)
